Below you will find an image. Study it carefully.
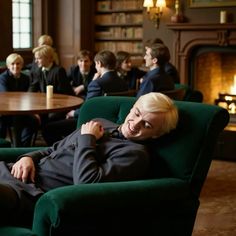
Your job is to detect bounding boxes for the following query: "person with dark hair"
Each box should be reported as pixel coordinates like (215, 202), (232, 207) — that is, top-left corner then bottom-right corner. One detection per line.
(115, 51), (146, 90)
(42, 50), (128, 146)
(136, 43), (175, 98)
(145, 38), (180, 83)
(0, 92), (178, 226)
(67, 50), (96, 98)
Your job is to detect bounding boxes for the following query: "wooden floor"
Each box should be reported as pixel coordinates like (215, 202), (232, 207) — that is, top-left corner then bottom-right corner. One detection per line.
(192, 160), (236, 236)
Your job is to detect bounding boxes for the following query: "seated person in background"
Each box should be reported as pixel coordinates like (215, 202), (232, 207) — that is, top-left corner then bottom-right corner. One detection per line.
(136, 43), (175, 98)
(29, 45), (75, 143)
(29, 44), (74, 96)
(0, 53), (39, 147)
(145, 38), (180, 84)
(25, 34), (59, 77)
(0, 92), (178, 225)
(42, 50), (128, 146)
(67, 50), (96, 98)
(115, 51), (146, 90)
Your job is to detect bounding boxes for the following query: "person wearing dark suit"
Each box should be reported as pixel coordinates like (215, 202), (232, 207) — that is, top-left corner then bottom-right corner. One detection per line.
(67, 50), (96, 98)
(25, 34), (59, 82)
(29, 45), (74, 95)
(85, 50), (128, 99)
(145, 38), (180, 84)
(115, 51), (146, 91)
(0, 53), (39, 147)
(29, 45), (75, 143)
(42, 50), (128, 145)
(0, 92), (178, 225)
(136, 43), (175, 98)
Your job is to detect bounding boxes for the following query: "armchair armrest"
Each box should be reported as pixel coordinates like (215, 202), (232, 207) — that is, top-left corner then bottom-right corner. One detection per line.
(0, 147), (43, 162)
(33, 178), (192, 236)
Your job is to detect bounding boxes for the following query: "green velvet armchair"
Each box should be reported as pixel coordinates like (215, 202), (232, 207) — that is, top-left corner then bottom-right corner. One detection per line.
(0, 96), (229, 236)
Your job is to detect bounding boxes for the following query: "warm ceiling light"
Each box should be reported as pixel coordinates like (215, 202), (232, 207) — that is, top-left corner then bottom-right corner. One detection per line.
(143, 0), (166, 28)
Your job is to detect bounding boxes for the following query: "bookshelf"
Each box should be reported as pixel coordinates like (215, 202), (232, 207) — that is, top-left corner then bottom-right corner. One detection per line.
(94, 0), (144, 64)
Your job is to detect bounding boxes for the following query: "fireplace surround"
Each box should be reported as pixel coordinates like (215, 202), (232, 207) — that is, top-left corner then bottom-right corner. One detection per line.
(167, 23), (236, 90)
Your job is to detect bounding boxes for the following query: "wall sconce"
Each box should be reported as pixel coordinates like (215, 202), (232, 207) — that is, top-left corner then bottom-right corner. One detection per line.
(143, 0), (166, 28)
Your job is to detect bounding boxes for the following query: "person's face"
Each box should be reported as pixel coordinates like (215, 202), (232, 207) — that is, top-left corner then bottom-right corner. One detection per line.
(8, 58), (22, 76)
(144, 47), (155, 68)
(121, 103), (164, 141)
(121, 58), (132, 72)
(95, 60), (101, 73)
(34, 52), (52, 68)
(78, 56), (92, 74)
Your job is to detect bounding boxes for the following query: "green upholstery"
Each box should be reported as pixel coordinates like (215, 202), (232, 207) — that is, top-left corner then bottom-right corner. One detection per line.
(0, 227), (36, 236)
(0, 138), (11, 147)
(0, 96), (229, 236)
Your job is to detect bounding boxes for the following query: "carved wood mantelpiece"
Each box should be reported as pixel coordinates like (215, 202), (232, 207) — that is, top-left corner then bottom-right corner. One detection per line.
(167, 23), (236, 84)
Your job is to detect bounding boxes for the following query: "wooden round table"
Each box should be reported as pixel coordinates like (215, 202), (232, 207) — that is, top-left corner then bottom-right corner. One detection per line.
(0, 92), (84, 115)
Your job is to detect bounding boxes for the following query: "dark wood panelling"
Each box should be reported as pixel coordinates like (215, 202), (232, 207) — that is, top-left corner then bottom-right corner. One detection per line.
(0, 1), (12, 61)
(50, 0), (94, 70)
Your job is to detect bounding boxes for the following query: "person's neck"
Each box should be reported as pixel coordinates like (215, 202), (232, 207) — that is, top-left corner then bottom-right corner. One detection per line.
(101, 68), (113, 77)
(43, 63), (53, 71)
(149, 64), (159, 71)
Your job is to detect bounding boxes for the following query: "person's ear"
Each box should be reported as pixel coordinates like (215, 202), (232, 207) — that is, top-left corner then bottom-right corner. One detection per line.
(153, 58), (158, 64)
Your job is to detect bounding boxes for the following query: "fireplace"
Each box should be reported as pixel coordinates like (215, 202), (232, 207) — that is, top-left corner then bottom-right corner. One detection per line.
(167, 23), (236, 107)
(192, 46), (236, 106)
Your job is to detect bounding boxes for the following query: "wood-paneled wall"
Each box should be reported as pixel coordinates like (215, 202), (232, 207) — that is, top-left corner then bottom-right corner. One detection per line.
(49, 0), (94, 70)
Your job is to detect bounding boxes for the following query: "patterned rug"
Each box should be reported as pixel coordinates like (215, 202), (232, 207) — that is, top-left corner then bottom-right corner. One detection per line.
(192, 160), (236, 236)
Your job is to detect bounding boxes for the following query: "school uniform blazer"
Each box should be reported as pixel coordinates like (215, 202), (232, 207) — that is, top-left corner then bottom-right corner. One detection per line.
(0, 118), (150, 197)
(136, 67), (175, 98)
(28, 63), (74, 95)
(86, 70), (128, 99)
(67, 65), (96, 89)
(0, 70), (30, 92)
(165, 62), (180, 84)
(119, 67), (146, 90)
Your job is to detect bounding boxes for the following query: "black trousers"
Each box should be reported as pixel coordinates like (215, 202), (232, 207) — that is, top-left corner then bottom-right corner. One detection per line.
(0, 115), (39, 147)
(0, 184), (39, 227)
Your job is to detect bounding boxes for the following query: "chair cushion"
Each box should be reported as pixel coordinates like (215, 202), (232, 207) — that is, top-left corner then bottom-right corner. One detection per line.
(0, 227), (36, 236)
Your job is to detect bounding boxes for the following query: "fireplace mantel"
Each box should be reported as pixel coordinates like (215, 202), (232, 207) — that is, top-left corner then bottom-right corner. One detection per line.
(167, 23), (236, 84)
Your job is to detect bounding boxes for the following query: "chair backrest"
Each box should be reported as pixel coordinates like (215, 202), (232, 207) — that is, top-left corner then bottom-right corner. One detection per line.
(78, 96), (229, 196)
(104, 89), (136, 97)
(161, 87), (186, 100)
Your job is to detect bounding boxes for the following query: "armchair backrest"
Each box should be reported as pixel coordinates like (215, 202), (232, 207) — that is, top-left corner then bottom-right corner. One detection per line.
(78, 96), (229, 196)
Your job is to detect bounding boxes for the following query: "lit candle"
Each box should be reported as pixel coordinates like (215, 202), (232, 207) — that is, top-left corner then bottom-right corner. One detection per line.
(46, 85), (53, 99)
(220, 11), (227, 24)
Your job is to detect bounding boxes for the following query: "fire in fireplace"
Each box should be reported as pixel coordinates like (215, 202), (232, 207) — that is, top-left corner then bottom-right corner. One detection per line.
(191, 47), (236, 108)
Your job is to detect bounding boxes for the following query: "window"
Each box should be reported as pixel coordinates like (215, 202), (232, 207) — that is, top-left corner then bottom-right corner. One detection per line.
(12, 0), (32, 49)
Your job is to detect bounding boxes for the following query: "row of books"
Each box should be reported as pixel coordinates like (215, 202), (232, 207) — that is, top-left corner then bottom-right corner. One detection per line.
(96, 0), (143, 11)
(95, 27), (143, 39)
(95, 13), (143, 25)
(95, 42), (143, 54)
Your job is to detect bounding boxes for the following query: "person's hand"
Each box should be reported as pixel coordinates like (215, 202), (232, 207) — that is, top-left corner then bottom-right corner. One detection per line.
(11, 156), (35, 183)
(92, 72), (101, 80)
(81, 120), (104, 140)
(73, 85), (84, 95)
(66, 110), (75, 119)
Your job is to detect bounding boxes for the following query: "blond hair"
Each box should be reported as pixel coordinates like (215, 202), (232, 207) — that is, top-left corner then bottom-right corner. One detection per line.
(33, 45), (54, 59)
(6, 53), (24, 67)
(136, 92), (178, 136)
(38, 34), (53, 46)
